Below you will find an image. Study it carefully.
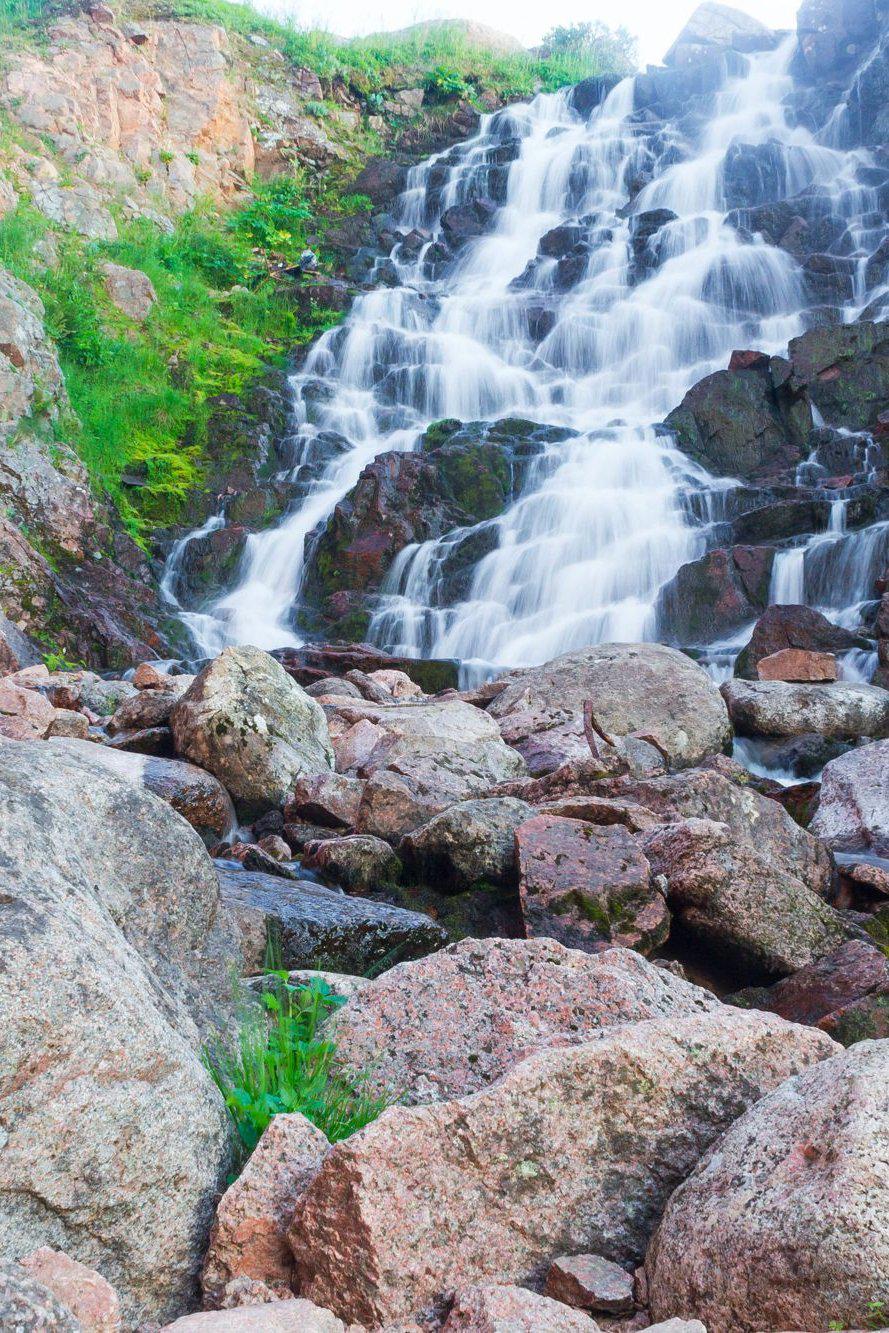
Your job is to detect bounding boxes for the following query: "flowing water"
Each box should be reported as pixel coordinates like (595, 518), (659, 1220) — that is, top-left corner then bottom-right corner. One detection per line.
(167, 37), (889, 678)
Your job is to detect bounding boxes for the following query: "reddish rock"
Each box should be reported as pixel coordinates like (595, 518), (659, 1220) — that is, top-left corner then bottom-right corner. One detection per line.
(842, 858), (889, 897)
(301, 834), (401, 893)
(331, 719), (387, 774)
(443, 1284), (600, 1330)
(289, 1010), (835, 1327)
(45, 708), (90, 739)
(728, 349), (770, 371)
(133, 662), (180, 690)
(18, 1247), (120, 1331)
(734, 603), (867, 679)
(811, 739), (889, 854)
(729, 939), (889, 1032)
(368, 669), (422, 699)
(329, 937), (719, 1105)
(756, 648), (837, 682)
(285, 774), (365, 830)
(545, 1253), (634, 1314)
(257, 833), (291, 862)
(201, 1112), (328, 1308)
(0, 678), (56, 740)
(161, 1300), (348, 1330)
(516, 814), (668, 955)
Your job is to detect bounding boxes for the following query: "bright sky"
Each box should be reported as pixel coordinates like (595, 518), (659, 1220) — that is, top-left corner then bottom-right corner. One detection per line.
(255, 0), (801, 68)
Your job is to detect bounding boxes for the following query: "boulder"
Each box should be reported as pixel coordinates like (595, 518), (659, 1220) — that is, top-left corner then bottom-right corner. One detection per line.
(645, 816), (848, 976)
(201, 1113), (328, 1308)
(786, 321), (889, 433)
(108, 683), (189, 733)
(17, 1248), (120, 1331)
(0, 608), (40, 675)
(656, 545), (773, 644)
(443, 1284), (600, 1331)
(217, 865), (447, 975)
(664, 1), (773, 64)
(289, 1010), (836, 1327)
(516, 814), (668, 955)
(0, 740), (235, 1324)
(734, 603), (869, 678)
(285, 774), (365, 829)
(721, 678), (889, 738)
(486, 643), (731, 776)
(0, 676), (56, 739)
(102, 261), (157, 322)
(0, 1262), (80, 1330)
(810, 739), (889, 853)
(171, 646), (334, 809)
(47, 738), (236, 846)
(328, 938), (719, 1105)
(796, 0), (879, 76)
(756, 647), (837, 681)
(544, 1253), (634, 1314)
(645, 1040), (889, 1333)
(301, 834), (402, 893)
(160, 1299), (348, 1331)
(399, 797), (533, 890)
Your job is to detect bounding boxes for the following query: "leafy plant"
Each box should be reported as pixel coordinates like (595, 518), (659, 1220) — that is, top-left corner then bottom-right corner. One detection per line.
(204, 973), (392, 1158)
(423, 65), (471, 103)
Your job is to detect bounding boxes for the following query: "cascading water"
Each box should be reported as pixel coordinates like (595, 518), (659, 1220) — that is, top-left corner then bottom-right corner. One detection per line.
(166, 33), (889, 680)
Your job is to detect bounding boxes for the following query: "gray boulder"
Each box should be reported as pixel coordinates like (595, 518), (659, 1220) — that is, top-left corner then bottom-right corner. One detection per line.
(810, 738), (889, 854)
(171, 646), (334, 808)
(722, 678), (889, 738)
(0, 740), (234, 1324)
(301, 834), (402, 893)
(487, 643), (731, 776)
(399, 797), (533, 890)
(646, 1039), (889, 1333)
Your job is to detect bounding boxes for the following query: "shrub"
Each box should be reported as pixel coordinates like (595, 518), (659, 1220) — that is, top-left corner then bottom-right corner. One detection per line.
(205, 973), (392, 1158)
(423, 65), (472, 103)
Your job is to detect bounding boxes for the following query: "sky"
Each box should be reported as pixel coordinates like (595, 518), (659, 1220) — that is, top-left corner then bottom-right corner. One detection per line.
(256, 0), (801, 68)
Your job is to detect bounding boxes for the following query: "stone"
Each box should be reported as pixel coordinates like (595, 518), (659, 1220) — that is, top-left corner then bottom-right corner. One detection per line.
(305, 677), (362, 699)
(786, 322), (889, 434)
(285, 773), (364, 829)
(721, 679), (889, 739)
(108, 683), (188, 733)
(0, 608), (39, 675)
(170, 646), (334, 808)
(301, 834), (401, 893)
(810, 739), (889, 854)
(443, 1284), (600, 1330)
(545, 1254), (634, 1314)
(0, 677), (56, 739)
(516, 814), (669, 955)
(756, 647), (837, 681)
(218, 865), (447, 975)
(332, 718), (388, 774)
(645, 816), (848, 977)
(487, 643), (731, 776)
(201, 1113), (328, 1308)
(18, 1248), (120, 1331)
(289, 1010), (835, 1327)
(656, 546), (774, 644)
(729, 939), (889, 1041)
(664, 1), (772, 64)
(102, 261), (157, 321)
(45, 708), (90, 739)
(399, 797), (533, 891)
(0, 740), (235, 1324)
(159, 1299), (348, 1330)
(328, 938), (719, 1105)
(367, 668), (422, 698)
(48, 737), (236, 846)
(0, 1262), (80, 1330)
(134, 661), (181, 689)
(257, 833), (291, 862)
(31, 181), (118, 240)
(645, 1040), (889, 1333)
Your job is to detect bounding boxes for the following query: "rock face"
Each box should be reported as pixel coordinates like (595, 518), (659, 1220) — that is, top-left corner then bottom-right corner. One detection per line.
(289, 1010), (835, 1327)
(399, 797), (533, 890)
(515, 814), (669, 955)
(0, 740), (234, 1324)
(218, 865), (447, 975)
(486, 643), (731, 775)
(202, 1113), (328, 1308)
(328, 938), (719, 1104)
(645, 1040), (889, 1333)
(810, 739), (889, 853)
(171, 646), (334, 808)
(722, 678), (889, 738)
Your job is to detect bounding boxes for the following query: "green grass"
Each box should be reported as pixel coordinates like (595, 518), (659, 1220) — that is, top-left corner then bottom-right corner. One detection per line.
(205, 973), (392, 1158)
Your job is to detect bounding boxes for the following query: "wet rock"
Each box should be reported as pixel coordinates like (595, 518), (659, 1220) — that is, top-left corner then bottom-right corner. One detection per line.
(171, 646), (334, 809)
(645, 1040), (889, 1333)
(0, 740), (236, 1323)
(645, 816), (848, 976)
(487, 643), (731, 776)
(201, 1113), (328, 1308)
(290, 1010), (835, 1327)
(664, 354), (810, 481)
(218, 865), (446, 975)
(440, 198), (497, 247)
(516, 813), (668, 955)
(786, 321), (889, 433)
(443, 1284), (600, 1331)
(173, 524), (248, 604)
(734, 603), (868, 678)
(102, 261), (157, 321)
(545, 1253), (634, 1314)
(795, 0), (879, 78)
(722, 678), (889, 738)
(0, 1262), (80, 1330)
(329, 938), (718, 1105)
(257, 833), (291, 862)
(18, 1248), (120, 1332)
(656, 545), (774, 643)
(285, 773), (365, 829)
(301, 834), (402, 893)
(275, 643), (459, 696)
(399, 797), (532, 890)
(756, 647), (837, 680)
(810, 738), (889, 853)
(49, 737), (235, 845)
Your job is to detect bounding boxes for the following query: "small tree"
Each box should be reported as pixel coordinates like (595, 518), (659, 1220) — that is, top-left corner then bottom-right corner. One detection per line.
(540, 21), (639, 76)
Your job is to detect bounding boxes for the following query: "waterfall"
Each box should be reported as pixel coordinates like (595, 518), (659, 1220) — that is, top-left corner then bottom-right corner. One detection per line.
(167, 34), (889, 674)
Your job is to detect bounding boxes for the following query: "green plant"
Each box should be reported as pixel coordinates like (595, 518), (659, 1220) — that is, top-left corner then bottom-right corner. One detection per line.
(42, 648), (85, 671)
(423, 65), (471, 102)
(205, 972), (392, 1158)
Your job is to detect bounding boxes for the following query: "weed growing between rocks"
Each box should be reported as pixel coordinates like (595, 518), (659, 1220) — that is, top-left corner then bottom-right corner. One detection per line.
(204, 973), (392, 1159)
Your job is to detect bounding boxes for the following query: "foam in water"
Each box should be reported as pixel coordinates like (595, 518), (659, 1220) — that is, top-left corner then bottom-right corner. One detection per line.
(168, 37), (889, 677)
